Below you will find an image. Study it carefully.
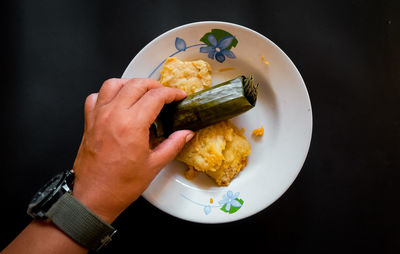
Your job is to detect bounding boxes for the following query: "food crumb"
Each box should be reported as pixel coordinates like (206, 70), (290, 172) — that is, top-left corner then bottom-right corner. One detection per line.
(210, 198), (214, 204)
(261, 55), (270, 66)
(252, 125), (264, 136)
(184, 167), (198, 180)
(218, 67), (235, 72)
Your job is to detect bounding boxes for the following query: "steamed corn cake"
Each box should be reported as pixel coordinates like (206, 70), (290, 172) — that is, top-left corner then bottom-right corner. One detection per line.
(177, 121), (251, 186)
(159, 57), (251, 186)
(159, 57), (212, 94)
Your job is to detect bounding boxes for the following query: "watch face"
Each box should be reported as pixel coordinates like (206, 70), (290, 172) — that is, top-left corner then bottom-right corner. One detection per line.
(31, 173), (63, 204)
(27, 171), (68, 218)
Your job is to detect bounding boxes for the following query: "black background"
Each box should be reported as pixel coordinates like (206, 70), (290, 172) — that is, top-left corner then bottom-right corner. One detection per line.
(2, 0), (399, 253)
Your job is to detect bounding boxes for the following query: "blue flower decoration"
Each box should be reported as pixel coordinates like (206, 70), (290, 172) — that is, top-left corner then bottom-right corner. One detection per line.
(204, 205), (212, 215)
(219, 191), (242, 212)
(175, 37), (187, 51)
(200, 34), (236, 63)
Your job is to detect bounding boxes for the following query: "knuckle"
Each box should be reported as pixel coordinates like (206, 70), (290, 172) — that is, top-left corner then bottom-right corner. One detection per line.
(144, 78), (162, 86)
(127, 78), (141, 86)
(85, 93), (97, 103)
(144, 87), (179, 105)
(139, 78), (160, 85)
(84, 95), (92, 106)
(147, 87), (163, 98)
(140, 78), (163, 90)
(101, 78), (120, 90)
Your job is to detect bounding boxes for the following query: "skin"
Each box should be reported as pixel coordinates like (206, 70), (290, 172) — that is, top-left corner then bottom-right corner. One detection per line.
(2, 78), (194, 254)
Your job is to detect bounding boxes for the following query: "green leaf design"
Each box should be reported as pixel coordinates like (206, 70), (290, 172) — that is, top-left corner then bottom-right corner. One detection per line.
(220, 198), (244, 214)
(200, 29), (238, 50)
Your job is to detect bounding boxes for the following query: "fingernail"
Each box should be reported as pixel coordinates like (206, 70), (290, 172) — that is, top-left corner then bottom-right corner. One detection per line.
(185, 132), (194, 143)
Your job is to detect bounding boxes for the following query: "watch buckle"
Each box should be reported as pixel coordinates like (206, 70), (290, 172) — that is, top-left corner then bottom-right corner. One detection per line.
(96, 229), (117, 252)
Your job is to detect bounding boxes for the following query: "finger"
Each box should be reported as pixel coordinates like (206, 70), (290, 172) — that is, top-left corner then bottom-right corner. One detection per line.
(131, 86), (187, 127)
(114, 78), (163, 109)
(149, 130), (194, 171)
(96, 78), (129, 107)
(84, 93), (98, 131)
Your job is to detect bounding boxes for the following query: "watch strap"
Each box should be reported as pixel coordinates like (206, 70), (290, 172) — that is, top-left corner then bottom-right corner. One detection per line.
(46, 193), (116, 251)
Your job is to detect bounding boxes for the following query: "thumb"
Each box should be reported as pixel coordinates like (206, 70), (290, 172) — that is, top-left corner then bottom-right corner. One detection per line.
(150, 130), (194, 171)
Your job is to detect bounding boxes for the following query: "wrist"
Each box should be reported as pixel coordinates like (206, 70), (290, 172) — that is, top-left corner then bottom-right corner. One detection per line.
(72, 183), (125, 224)
(26, 169), (117, 251)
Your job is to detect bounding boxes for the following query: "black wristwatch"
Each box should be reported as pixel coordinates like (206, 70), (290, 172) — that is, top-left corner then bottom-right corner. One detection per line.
(27, 169), (117, 251)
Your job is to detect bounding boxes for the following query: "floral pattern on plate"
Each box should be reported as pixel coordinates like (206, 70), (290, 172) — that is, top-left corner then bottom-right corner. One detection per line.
(181, 190), (244, 215)
(148, 29), (238, 78)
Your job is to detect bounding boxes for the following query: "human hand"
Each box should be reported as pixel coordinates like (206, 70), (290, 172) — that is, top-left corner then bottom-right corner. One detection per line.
(72, 78), (194, 223)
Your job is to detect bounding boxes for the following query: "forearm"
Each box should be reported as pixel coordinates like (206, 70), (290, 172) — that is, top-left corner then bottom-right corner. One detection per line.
(2, 220), (88, 254)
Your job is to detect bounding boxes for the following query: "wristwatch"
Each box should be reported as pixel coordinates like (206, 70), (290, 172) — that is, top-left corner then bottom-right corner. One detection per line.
(27, 169), (117, 251)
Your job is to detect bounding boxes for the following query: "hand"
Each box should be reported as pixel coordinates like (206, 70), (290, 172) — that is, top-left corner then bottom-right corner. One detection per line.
(72, 78), (194, 223)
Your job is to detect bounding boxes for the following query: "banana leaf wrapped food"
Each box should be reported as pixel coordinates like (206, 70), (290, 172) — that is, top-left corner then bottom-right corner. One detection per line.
(152, 75), (259, 137)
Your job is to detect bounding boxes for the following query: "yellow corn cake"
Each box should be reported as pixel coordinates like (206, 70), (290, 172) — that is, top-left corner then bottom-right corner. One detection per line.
(177, 121), (251, 186)
(159, 58), (251, 186)
(159, 57), (212, 94)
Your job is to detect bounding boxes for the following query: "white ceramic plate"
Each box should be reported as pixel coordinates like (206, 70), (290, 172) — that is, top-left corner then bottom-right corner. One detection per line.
(122, 21), (312, 223)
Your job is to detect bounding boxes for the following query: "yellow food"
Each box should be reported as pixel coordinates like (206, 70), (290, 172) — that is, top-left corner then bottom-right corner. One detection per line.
(177, 121), (250, 186)
(252, 125), (264, 136)
(159, 58), (251, 186)
(261, 55), (270, 66)
(184, 166), (198, 180)
(218, 67), (235, 72)
(159, 57), (212, 94)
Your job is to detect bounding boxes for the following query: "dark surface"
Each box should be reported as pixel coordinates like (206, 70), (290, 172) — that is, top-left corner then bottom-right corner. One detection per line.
(2, 0), (399, 253)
